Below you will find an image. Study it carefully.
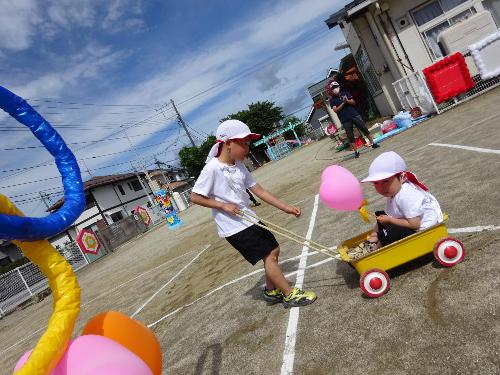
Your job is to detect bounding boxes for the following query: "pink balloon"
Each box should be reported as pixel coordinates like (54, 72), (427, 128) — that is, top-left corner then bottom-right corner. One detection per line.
(13, 335), (153, 375)
(319, 165), (363, 211)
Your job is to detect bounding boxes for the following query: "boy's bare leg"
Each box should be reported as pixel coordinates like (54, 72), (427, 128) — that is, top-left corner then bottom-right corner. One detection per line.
(263, 247), (292, 295)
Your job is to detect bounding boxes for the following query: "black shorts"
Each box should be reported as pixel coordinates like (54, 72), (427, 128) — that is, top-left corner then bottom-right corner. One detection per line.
(226, 223), (279, 265)
(375, 211), (416, 246)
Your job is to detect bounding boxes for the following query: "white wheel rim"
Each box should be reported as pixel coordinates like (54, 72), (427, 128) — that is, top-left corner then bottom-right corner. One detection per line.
(436, 239), (463, 265)
(363, 271), (388, 296)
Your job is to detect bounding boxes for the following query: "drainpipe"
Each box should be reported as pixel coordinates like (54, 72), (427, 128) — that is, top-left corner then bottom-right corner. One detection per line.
(363, 12), (401, 114)
(370, 7), (408, 78)
(364, 11), (402, 80)
(383, 10), (414, 72)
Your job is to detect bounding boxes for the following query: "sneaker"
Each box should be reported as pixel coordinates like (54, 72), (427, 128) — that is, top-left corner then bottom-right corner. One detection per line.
(263, 288), (283, 304)
(282, 287), (317, 308)
(354, 151), (360, 158)
(372, 143), (380, 149)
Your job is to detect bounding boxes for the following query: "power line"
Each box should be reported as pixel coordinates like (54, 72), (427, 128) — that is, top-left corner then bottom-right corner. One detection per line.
(27, 98), (160, 108)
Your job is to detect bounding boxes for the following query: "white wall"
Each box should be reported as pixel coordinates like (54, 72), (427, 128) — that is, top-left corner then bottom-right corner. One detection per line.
(92, 177), (153, 211)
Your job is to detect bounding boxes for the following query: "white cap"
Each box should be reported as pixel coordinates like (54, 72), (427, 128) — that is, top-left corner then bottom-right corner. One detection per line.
(330, 81), (340, 87)
(215, 119), (260, 142)
(206, 120), (260, 162)
(361, 151), (406, 182)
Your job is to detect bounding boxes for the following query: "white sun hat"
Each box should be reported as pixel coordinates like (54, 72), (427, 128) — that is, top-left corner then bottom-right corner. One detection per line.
(206, 120), (260, 162)
(361, 151), (407, 182)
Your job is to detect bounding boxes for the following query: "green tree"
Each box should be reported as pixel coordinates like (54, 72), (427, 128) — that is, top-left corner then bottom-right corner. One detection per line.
(220, 100), (283, 136)
(282, 115), (305, 139)
(178, 135), (216, 178)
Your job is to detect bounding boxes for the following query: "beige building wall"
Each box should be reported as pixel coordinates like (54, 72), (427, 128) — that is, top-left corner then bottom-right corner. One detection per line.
(337, 0), (491, 114)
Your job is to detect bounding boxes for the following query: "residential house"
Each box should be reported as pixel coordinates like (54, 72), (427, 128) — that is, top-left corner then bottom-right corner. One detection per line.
(325, 0), (500, 115)
(47, 169), (192, 248)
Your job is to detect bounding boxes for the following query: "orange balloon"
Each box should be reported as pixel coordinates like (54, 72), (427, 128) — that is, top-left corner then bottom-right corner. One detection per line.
(82, 311), (162, 375)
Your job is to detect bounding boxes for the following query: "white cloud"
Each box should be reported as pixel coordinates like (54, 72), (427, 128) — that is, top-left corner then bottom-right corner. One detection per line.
(1, 0), (350, 216)
(0, 0), (40, 51)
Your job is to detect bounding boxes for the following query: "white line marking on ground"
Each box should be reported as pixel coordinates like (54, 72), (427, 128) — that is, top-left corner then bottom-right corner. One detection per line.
(281, 194), (319, 375)
(0, 246), (208, 355)
(146, 251), (323, 328)
(131, 244), (211, 318)
(143, 219), (499, 329)
(449, 225), (500, 233)
(429, 143), (500, 154)
(82, 248), (201, 308)
(0, 327), (44, 357)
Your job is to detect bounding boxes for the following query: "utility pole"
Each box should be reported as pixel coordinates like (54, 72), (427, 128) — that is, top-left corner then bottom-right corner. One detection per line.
(81, 159), (93, 178)
(130, 161), (155, 207)
(39, 192), (51, 210)
(154, 158), (173, 194)
(169, 99), (196, 147)
(121, 127), (156, 206)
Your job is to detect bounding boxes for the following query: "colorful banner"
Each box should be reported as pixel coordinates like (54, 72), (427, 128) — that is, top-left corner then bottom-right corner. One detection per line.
(76, 229), (105, 262)
(154, 189), (182, 230)
(133, 205), (152, 226)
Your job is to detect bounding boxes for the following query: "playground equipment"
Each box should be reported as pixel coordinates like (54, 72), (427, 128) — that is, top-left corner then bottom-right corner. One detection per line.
(253, 121), (303, 161)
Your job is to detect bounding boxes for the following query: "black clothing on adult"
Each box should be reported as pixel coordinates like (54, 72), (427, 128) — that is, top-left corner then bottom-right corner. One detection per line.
(329, 90), (371, 144)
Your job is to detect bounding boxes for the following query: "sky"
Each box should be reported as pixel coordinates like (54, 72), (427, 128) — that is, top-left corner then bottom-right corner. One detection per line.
(0, 0), (351, 216)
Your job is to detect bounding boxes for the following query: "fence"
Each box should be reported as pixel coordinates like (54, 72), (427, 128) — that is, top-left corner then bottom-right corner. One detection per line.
(178, 188), (193, 209)
(0, 242), (88, 317)
(95, 214), (148, 252)
(393, 54), (500, 116)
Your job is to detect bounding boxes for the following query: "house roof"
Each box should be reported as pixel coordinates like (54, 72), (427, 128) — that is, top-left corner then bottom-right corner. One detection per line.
(47, 170), (188, 212)
(325, 0), (375, 28)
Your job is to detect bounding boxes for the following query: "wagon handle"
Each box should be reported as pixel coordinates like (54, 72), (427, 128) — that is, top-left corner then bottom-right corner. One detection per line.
(236, 211), (340, 260)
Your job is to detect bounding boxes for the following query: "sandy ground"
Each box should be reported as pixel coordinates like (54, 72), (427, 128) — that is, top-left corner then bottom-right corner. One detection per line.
(1, 87), (499, 374)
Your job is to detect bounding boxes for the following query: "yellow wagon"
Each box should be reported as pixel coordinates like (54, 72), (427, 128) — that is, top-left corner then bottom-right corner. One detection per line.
(337, 214), (465, 298)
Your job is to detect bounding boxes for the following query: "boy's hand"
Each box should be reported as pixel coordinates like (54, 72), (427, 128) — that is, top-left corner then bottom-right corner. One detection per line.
(284, 205), (301, 218)
(376, 215), (392, 225)
(221, 203), (240, 215)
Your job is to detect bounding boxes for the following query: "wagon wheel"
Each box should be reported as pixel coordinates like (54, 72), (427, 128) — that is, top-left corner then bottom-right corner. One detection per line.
(433, 237), (465, 267)
(360, 268), (390, 298)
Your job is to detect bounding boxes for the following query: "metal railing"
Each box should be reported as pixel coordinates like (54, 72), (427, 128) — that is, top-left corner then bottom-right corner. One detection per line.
(0, 242), (88, 317)
(95, 215), (148, 252)
(393, 54), (500, 115)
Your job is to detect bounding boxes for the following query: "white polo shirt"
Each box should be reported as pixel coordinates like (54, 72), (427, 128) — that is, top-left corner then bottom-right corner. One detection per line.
(386, 182), (443, 230)
(192, 158), (258, 237)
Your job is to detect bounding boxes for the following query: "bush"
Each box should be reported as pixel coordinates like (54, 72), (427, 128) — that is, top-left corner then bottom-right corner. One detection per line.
(0, 257), (30, 275)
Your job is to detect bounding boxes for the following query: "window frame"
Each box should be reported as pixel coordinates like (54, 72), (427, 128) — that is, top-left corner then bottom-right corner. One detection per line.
(410, 0), (479, 60)
(354, 46), (383, 97)
(130, 179), (143, 192)
(117, 184), (126, 195)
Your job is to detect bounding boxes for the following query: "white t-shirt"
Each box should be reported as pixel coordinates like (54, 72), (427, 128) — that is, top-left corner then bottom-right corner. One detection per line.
(192, 158), (258, 237)
(385, 182), (443, 230)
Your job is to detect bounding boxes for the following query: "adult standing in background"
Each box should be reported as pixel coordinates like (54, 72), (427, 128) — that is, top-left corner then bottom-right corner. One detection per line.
(328, 81), (379, 158)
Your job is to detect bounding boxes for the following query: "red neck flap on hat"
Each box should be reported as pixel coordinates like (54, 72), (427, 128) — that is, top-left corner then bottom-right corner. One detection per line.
(403, 171), (428, 191)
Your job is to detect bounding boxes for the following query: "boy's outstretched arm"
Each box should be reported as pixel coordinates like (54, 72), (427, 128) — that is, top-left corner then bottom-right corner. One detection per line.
(249, 184), (301, 217)
(191, 192), (240, 215)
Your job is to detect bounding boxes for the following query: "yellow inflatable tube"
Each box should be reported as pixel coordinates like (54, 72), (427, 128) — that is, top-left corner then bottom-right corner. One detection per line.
(1, 195), (80, 375)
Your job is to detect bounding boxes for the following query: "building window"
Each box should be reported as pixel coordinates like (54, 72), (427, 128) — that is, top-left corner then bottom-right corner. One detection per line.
(411, 0), (476, 59)
(130, 179), (143, 191)
(117, 185), (125, 195)
(354, 46), (382, 96)
(128, 182), (133, 190)
(110, 211), (123, 223)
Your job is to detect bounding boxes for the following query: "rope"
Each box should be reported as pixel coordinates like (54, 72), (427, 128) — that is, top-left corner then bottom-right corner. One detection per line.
(236, 211), (340, 260)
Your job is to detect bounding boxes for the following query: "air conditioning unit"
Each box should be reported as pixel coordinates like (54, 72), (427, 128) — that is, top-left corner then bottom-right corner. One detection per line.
(438, 10), (497, 76)
(438, 11), (497, 55)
